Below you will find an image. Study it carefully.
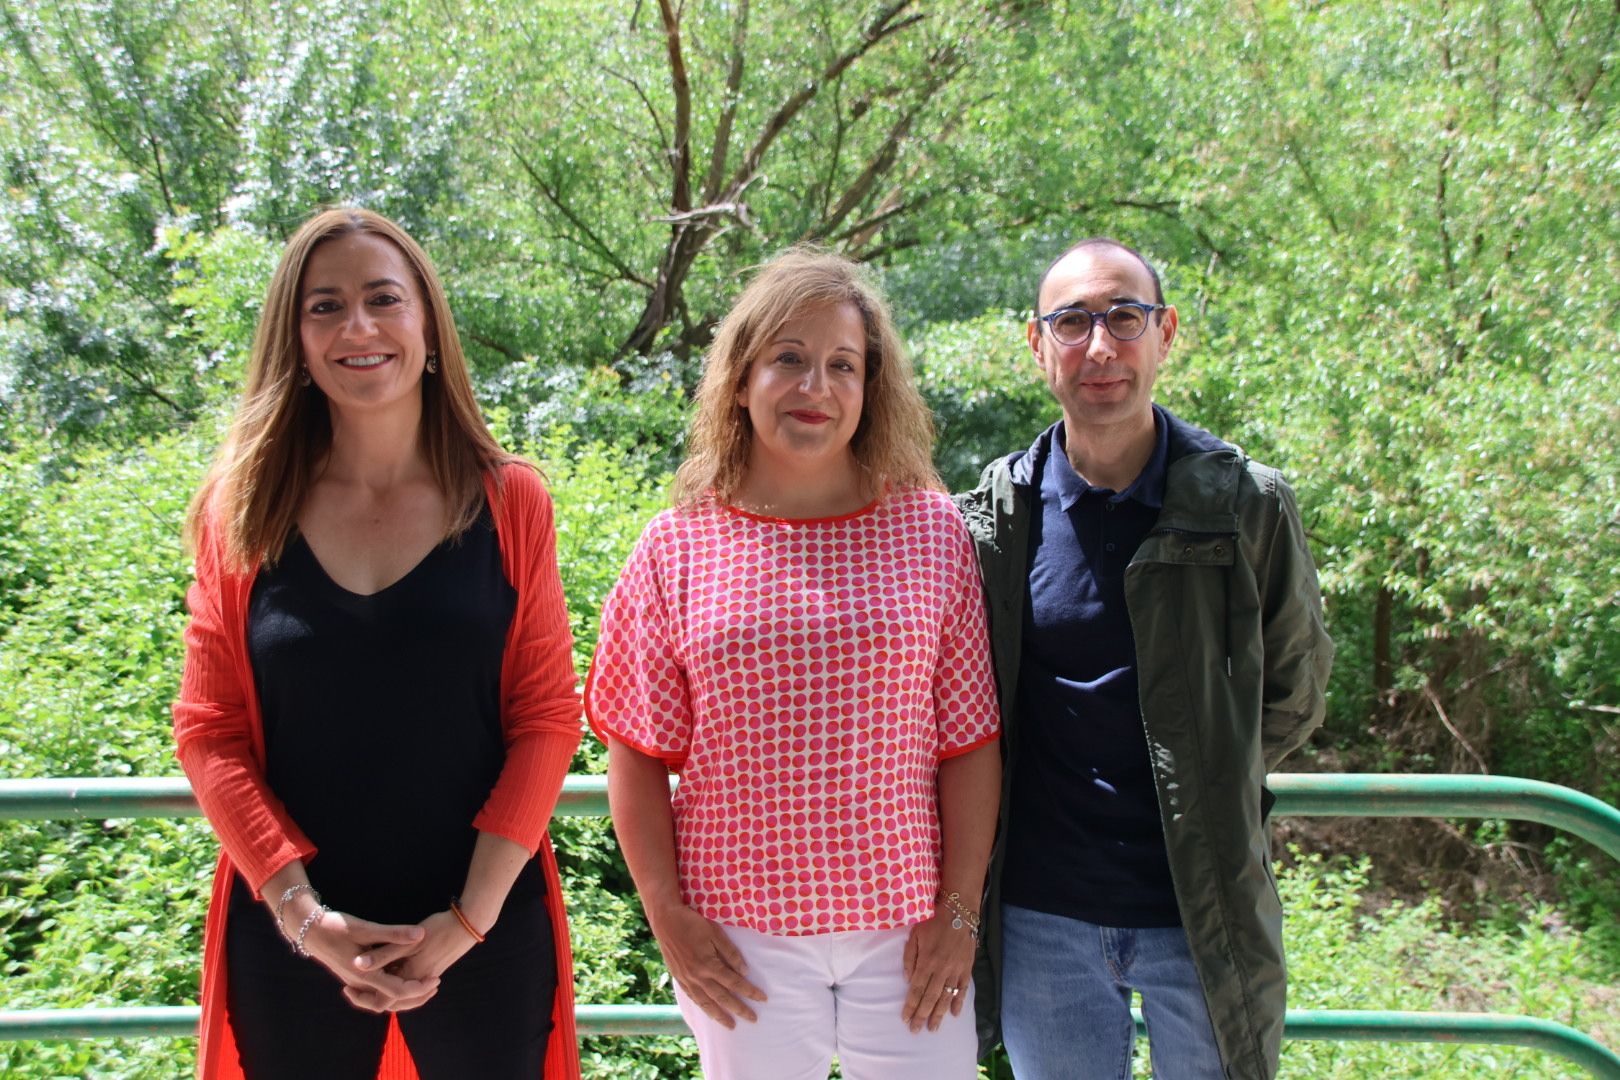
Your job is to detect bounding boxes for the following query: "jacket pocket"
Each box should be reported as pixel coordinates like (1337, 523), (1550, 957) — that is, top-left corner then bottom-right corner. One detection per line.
(1136, 530), (1238, 567)
(1169, 536), (1237, 567)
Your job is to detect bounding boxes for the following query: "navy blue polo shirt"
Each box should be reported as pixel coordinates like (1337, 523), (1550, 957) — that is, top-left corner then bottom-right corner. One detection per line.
(1001, 408), (1181, 928)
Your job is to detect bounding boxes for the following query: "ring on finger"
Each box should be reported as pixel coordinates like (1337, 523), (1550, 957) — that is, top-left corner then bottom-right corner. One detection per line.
(945, 985), (961, 996)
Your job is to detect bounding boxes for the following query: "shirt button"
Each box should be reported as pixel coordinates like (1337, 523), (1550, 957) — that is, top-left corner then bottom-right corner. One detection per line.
(1106, 503), (1116, 512)
(1183, 545), (1194, 556)
(1106, 543), (1117, 553)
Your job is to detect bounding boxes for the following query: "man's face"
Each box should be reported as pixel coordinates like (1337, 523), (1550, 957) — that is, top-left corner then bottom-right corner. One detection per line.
(1027, 246), (1177, 436)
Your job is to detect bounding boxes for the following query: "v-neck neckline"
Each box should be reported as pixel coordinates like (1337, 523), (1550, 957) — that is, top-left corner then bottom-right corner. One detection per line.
(291, 530), (447, 599)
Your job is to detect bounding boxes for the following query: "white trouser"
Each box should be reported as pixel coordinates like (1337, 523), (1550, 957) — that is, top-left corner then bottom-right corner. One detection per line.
(673, 923), (978, 1080)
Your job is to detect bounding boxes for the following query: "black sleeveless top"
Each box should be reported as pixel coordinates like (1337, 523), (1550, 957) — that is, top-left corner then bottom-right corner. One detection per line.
(241, 506), (521, 923)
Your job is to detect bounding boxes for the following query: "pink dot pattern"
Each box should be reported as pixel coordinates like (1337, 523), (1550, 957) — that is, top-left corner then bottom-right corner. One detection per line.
(586, 488), (1000, 936)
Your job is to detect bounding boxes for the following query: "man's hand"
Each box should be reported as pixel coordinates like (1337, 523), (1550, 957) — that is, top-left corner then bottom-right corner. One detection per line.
(648, 903), (767, 1029)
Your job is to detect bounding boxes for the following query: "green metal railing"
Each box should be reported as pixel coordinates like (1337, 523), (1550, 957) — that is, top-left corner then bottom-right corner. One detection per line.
(1266, 773), (1620, 864)
(2, 774), (1617, 1076)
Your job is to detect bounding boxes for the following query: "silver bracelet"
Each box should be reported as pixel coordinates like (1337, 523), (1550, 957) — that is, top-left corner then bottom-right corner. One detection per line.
(293, 904), (328, 957)
(275, 883), (321, 931)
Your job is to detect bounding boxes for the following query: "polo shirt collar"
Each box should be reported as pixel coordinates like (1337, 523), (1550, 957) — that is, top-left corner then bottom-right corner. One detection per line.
(1049, 405), (1170, 512)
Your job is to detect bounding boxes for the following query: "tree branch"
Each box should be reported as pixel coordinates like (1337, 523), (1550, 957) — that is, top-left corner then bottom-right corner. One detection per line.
(603, 66), (671, 151)
(1527, 0), (1582, 103)
(817, 73), (850, 220)
(657, 0), (694, 213)
(702, 0), (749, 203)
(1435, 2), (1472, 373)
(1424, 683), (1491, 774)
(512, 145), (651, 288)
(652, 201), (754, 227)
(849, 233), (925, 264)
(464, 330), (523, 362)
(722, 0), (924, 198)
(812, 51), (960, 241)
(834, 194), (925, 246)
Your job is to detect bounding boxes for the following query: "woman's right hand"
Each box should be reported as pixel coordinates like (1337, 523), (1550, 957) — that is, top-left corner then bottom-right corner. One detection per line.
(295, 907), (440, 1013)
(647, 903), (766, 1028)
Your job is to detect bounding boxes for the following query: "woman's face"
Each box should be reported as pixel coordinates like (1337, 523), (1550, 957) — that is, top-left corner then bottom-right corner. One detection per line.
(298, 232), (430, 422)
(736, 301), (867, 477)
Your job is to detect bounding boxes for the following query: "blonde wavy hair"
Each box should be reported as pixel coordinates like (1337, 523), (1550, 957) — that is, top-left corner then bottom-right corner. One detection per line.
(187, 207), (522, 570)
(673, 247), (940, 505)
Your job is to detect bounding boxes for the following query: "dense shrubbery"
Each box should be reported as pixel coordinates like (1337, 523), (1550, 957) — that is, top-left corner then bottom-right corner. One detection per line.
(0, 431), (217, 1078)
(1275, 852), (1620, 1079)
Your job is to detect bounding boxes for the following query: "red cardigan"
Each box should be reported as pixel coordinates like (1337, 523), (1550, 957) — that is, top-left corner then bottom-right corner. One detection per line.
(173, 463), (582, 1080)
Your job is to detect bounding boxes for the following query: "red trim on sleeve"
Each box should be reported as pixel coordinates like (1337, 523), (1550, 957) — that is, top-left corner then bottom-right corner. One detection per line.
(938, 731), (1001, 761)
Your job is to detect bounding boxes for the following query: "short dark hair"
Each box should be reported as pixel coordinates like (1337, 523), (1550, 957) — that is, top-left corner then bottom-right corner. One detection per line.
(1035, 237), (1165, 315)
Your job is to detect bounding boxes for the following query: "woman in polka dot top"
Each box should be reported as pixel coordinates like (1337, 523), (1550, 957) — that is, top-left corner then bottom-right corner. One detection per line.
(587, 249), (1001, 1079)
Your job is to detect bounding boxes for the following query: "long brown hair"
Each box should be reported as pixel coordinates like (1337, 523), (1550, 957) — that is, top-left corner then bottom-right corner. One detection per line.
(673, 247), (940, 505)
(187, 207), (521, 569)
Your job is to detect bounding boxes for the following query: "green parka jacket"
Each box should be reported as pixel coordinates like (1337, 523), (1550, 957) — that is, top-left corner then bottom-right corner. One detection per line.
(954, 410), (1333, 1079)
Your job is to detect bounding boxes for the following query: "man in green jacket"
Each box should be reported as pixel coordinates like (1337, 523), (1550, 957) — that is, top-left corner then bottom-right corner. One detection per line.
(955, 238), (1332, 1079)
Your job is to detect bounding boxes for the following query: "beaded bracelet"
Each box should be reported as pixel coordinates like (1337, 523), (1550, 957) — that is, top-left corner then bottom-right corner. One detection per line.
(937, 890), (982, 940)
(449, 898), (486, 943)
(293, 904), (328, 957)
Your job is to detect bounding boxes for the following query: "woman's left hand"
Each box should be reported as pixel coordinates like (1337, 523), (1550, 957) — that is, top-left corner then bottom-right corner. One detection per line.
(346, 910), (479, 1011)
(901, 908), (976, 1032)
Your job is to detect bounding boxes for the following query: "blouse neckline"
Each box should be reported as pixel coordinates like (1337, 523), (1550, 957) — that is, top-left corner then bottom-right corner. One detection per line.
(719, 495), (882, 526)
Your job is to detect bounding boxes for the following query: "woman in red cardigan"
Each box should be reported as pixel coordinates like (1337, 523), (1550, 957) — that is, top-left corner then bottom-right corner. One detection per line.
(173, 208), (581, 1080)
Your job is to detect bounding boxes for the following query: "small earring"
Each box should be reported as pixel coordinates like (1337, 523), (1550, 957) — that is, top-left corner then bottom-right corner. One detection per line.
(298, 366), (312, 387)
(425, 352), (439, 375)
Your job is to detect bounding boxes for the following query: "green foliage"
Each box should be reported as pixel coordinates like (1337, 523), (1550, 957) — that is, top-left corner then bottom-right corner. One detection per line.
(0, 431), (202, 777)
(158, 224), (280, 389)
(1117, 0), (1620, 832)
(1276, 851), (1619, 1078)
(909, 313), (1054, 490)
(0, 0), (251, 440)
(0, 426), (212, 1078)
(492, 363), (691, 482)
(538, 429), (671, 672)
(228, 0), (470, 237)
(460, 0), (1023, 361)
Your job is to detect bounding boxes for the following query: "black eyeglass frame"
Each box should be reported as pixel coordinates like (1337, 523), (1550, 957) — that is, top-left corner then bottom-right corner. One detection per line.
(1035, 302), (1167, 346)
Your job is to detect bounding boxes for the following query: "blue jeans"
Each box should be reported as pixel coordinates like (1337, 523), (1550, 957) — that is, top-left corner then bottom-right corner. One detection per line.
(1000, 904), (1225, 1080)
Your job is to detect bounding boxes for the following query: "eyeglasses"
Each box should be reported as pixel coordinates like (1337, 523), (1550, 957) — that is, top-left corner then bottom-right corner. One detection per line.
(1036, 302), (1165, 346)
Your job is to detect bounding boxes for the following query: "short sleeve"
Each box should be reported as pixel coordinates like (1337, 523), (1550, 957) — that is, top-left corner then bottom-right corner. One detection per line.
(584, 522), (693, 765)
(932, 506), (1001, 757)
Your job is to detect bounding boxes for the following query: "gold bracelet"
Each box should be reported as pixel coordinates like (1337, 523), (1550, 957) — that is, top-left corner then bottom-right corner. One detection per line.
(449, 898), (486, 943)
(937, 890), (982, 940)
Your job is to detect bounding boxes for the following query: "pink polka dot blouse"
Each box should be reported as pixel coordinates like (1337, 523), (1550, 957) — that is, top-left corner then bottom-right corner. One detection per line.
(586, 487), (1001, 936)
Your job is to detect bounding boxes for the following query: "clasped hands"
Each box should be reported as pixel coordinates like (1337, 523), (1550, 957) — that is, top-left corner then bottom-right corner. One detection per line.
(280, 904), (484, 1014)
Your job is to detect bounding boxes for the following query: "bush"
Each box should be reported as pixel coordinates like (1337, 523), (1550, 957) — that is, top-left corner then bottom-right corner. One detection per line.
(909, 313), (1055, 491)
